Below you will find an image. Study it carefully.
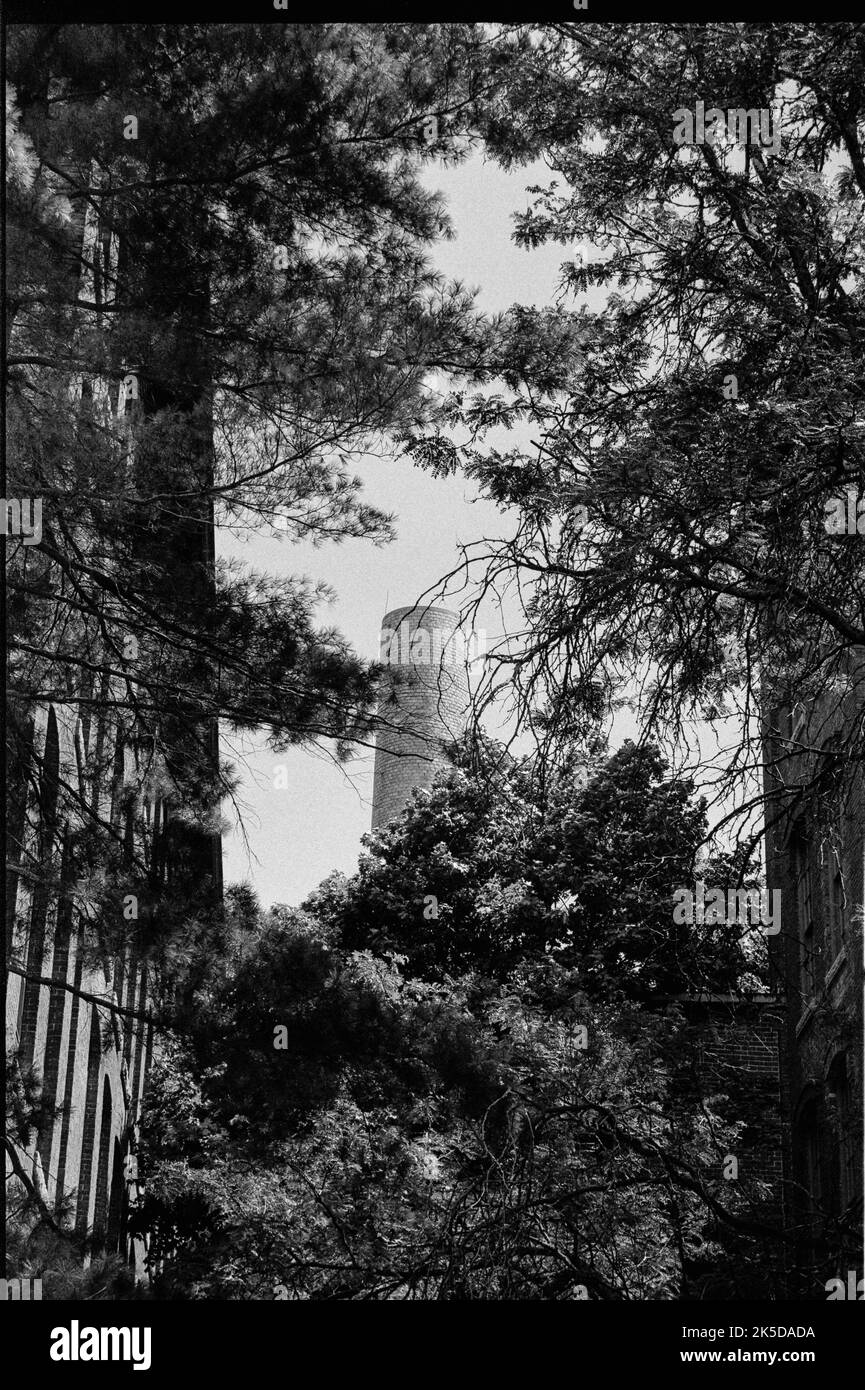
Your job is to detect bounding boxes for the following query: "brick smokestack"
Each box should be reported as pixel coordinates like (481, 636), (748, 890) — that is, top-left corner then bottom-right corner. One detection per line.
(371, 604), (471, 831)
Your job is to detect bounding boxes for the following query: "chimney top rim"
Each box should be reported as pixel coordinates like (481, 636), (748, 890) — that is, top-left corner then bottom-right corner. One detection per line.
(381, 603), (461, 626)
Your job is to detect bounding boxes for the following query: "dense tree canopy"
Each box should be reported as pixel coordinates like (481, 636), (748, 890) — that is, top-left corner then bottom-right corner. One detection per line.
(132, 743), (783, 1300)
(306, 738), (752, 995)
(406, 23), (865, 849)
(8, 20), (857, 1305)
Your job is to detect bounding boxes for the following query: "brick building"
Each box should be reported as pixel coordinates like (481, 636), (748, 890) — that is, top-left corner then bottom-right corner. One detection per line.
(6, 698), (154, 1260)
(6, 165), (222, 1276)
(764, 666), (864, 1294)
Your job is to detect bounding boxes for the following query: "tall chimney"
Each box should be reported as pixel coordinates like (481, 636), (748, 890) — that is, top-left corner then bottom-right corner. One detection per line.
(371, 604), (470, 831)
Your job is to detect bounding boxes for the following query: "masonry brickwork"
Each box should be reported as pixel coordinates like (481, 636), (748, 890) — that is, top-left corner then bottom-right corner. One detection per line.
(666, 997), (786, 1189)
(6, 698), (152, 1263)
(764, 659), (864, 1291)
(371, 604), (471, 831)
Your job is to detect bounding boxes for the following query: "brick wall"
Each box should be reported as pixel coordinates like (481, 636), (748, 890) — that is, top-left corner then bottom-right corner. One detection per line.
(5, 698), (153, 1262)
(664, 996), (786, 1195)
(763, 658), (864, 1287)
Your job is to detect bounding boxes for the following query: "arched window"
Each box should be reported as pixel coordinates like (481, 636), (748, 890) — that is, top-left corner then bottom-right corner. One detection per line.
(796, 1096), (822, 1221)
(791, 824), (815, 1003)
(826, 1054), (857, 1217)
(39, 705), (61, 852)
(106, 1134), (126, 1253)
(824, 834), (847, 968)
(91, 1075), (115, 1250)
(37, 831), (76, 1170)
(75, 1012), (104, 1236)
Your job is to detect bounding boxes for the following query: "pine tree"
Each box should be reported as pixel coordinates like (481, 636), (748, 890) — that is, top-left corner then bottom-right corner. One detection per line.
(412, 23), (865, 841)
(6, 22), (500, 966)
